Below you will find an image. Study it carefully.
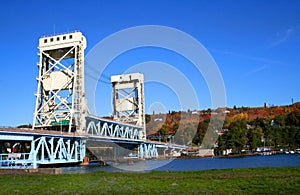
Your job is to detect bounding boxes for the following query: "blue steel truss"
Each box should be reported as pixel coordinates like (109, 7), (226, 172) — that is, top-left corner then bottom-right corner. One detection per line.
(85, 116), (143, 140)
(84, 116), (187, 159)
(29, 136), (85, 168)
(138, 143), (158, 159)
(0, 132), (85, 169)
(85, 117), (161, 159)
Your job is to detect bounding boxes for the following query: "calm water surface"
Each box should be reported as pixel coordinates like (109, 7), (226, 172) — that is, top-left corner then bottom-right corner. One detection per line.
(62, 154), (300, 173)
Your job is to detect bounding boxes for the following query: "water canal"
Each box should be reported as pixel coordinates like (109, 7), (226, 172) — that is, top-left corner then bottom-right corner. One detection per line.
(62, 154), (300, 173)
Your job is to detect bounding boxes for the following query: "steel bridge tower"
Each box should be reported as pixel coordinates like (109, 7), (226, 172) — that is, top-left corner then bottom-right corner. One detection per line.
(33, 31), (87, 133)
(111, 73), (146, 139)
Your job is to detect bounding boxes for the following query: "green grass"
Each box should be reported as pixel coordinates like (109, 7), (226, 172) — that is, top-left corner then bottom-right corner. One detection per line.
(0, 167), (299, 194)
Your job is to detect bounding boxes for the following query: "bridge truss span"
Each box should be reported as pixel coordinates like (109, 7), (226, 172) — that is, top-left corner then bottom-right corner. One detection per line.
(0, 130), (86, 169)
(29, 136), (85, 168)
(85, 116), (144, 140)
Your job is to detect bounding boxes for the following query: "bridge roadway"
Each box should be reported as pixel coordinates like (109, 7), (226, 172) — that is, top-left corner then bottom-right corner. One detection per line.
(0, 117), (185, 169)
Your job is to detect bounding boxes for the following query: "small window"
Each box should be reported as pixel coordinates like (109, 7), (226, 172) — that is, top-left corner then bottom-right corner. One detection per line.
(69, 35), (73, 39)
(44, 39), (47, 43)
(63, 36), (66, 40)
(50, 38), (53, 42)
(57, 37), (60, 41)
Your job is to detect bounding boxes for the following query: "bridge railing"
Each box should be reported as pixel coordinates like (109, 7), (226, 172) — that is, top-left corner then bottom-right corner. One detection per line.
(0, 153), (31, 168)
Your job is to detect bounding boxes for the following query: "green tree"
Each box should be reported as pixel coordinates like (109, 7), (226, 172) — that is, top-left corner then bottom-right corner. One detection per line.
(287, 126), (300, 149)
(216, 133), (227, 155)
(248, 127), (263, 151)
(158, 124), (170, 142)
(227, 119), (247, 154)
(192, 121), (208, 145)
(274, 114), (286, 126)
(145, 114), (151, 124)
(267, 126), (283, 149)
(217, 119), (247, 154)
(286, 110), (300, 126)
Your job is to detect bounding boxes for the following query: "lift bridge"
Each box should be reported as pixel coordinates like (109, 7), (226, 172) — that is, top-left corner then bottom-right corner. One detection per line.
(0, 31), (185, 169)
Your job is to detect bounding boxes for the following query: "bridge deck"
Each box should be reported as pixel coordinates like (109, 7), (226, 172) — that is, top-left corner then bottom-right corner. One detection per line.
(0, 127), (185, 148)
(0, 127), (80, 137)
(0, 127), (186, 169)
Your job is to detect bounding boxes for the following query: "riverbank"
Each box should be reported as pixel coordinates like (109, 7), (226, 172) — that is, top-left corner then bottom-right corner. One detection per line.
(0, 167), (62, 175)
(0, 166), (299, 194)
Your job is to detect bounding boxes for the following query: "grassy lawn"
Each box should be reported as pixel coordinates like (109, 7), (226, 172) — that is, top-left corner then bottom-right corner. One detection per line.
(0, 167), (299, 194)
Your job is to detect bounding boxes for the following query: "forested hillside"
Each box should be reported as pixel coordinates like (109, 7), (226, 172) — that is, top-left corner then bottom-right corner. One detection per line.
(146, 102), (300, 154)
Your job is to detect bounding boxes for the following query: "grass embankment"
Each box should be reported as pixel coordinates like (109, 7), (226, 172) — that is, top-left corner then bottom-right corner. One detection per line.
(0, 167), (299, 194)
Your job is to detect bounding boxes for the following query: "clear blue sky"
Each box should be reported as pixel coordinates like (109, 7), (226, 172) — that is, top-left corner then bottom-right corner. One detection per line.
(0, 0), (299, 126)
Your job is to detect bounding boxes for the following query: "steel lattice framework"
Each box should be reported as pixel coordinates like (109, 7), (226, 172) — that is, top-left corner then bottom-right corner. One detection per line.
(33, 32), (87, 133)
(86, 116), (143, 140)
(0, 131), (85, 169)
(111, 73), (146, 140)
(29, 136), (85, 168)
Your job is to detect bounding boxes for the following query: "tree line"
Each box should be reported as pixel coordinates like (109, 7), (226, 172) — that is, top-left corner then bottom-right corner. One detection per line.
(213, 110), (300, 155)
(148, 107), (300, 155)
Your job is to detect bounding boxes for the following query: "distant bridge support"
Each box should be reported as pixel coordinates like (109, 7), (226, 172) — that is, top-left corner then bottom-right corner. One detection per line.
(111, 73), (146, 139)
(138, 143), (158, 159)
